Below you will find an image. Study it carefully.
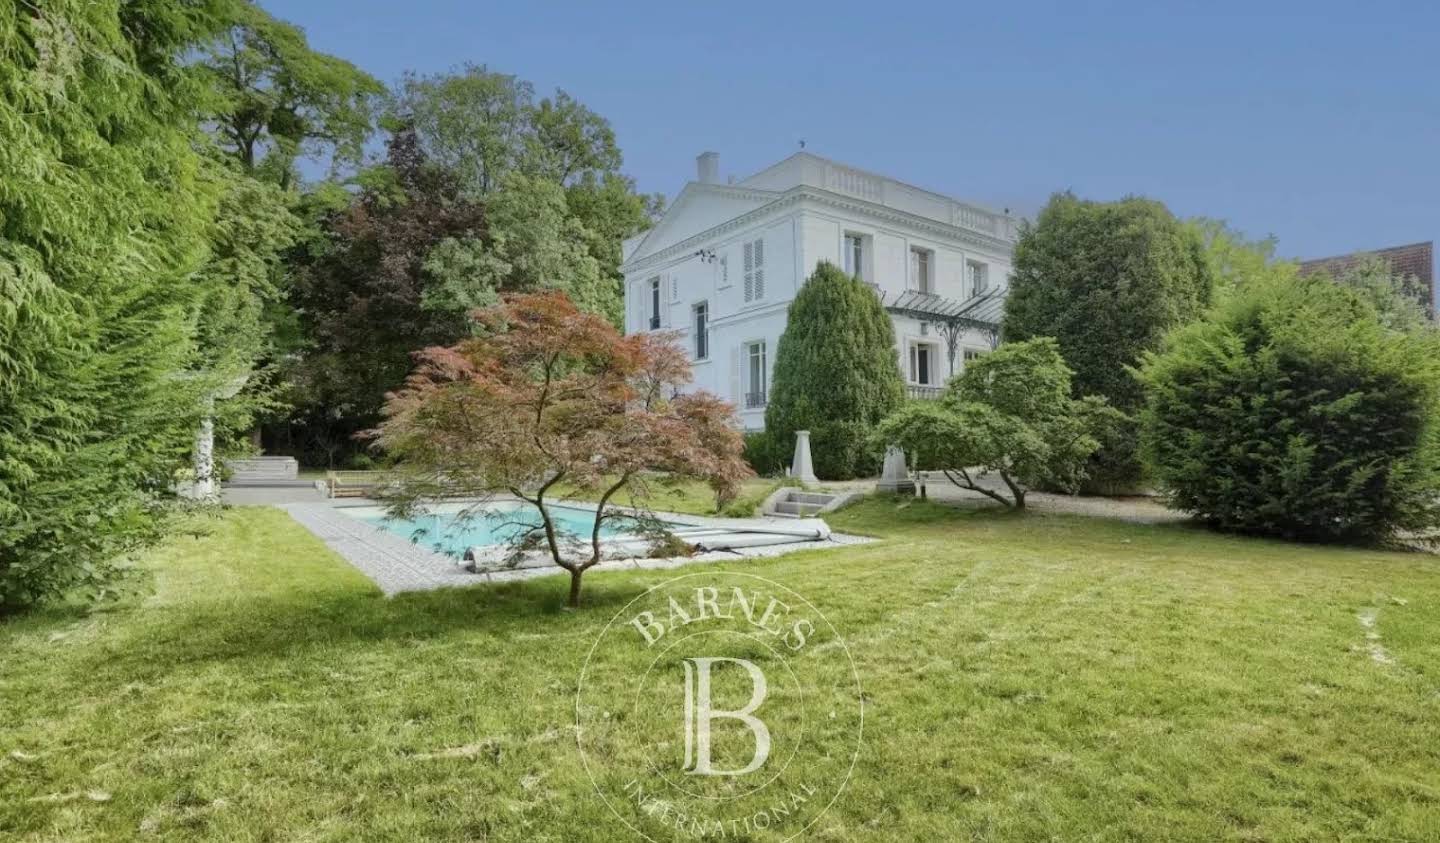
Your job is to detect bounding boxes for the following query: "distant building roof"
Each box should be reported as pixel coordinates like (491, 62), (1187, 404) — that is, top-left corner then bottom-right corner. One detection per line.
(1298, 241), (1434, 313)
(1298, 241), (1433, 287)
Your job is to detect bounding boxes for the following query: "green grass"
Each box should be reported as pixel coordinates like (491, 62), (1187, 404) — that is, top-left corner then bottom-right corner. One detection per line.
(4, 500), (1440, 840)
(553, 475), (786, 517)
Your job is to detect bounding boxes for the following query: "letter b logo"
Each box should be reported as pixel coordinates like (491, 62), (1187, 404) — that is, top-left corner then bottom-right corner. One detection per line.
(681, 657), (771, 776)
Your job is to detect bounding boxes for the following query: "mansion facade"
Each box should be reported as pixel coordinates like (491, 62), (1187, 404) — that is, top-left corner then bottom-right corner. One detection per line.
(621, 151), (1019, 429)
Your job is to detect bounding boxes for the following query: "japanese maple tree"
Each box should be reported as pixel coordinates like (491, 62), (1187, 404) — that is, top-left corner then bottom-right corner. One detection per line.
(373, 292), (751, 607)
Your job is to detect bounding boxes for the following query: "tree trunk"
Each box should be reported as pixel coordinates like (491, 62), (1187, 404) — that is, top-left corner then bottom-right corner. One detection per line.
(1000, 471), (1026, 509)
(567, 568), (584, 609)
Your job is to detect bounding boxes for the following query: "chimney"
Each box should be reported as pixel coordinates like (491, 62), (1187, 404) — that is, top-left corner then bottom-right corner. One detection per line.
(696, 151), (719, 184)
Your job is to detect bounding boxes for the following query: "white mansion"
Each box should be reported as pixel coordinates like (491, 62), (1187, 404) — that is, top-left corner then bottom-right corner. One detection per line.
(621, 151), (1019, 430)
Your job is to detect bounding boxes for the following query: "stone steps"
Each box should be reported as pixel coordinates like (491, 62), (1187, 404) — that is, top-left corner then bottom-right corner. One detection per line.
(226, 456), (299, 484)
(765, 489), (845, 518)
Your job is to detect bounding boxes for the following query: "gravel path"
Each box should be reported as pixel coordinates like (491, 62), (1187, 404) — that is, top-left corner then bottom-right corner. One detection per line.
(820, 473), (1187, 524)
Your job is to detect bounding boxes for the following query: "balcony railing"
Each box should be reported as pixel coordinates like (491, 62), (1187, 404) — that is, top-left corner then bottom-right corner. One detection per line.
(744, 390), (768, 409)
(907, 384), (944, 400)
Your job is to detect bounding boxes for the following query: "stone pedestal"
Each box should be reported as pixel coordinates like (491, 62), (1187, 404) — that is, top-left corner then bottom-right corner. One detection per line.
(192, 415), (215, 499)
(877, 445), (915, 495)
(790, 430), (819, 485)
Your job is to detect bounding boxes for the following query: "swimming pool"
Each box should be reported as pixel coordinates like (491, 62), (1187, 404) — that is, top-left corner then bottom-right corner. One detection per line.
(339, 501), (661, 557)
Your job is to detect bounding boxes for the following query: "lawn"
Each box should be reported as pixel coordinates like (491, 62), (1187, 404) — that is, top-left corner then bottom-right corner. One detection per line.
(553, 475), (789, 516)
(4, 499), (1440, 840)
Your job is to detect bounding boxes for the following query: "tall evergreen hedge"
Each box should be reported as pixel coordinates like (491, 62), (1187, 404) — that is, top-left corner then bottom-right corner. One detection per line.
(1139, 274), (1440, 544)
(764, 262), (904, 479)
(0, 1), (230, 609)
(1003, 193), (1213, 490)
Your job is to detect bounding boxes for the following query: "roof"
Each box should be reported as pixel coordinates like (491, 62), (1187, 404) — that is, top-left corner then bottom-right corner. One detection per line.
(1298, 241), (1434, 287)
(738, 151), (1010, 219)
(885, 289), (1006, 329)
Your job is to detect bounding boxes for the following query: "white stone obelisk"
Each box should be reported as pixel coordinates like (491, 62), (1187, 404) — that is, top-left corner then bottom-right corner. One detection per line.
(790, 430), (819, 485)
(877, 445), (915, 495)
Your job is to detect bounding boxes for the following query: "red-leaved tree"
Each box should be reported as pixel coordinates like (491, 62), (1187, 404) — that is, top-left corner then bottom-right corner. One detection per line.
(373, 292), (752, 607)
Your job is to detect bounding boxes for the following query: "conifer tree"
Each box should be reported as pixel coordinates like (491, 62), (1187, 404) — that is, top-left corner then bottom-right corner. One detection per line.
(0, 0), (232, 609)
(764, 262), (905, 479)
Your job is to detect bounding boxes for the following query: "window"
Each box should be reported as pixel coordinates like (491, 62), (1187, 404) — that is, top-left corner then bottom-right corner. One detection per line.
(648, 276), (661, 329)
(963, 347), (988, 365)
(693, 302), (709, 360)
(744, 341), (767, 408)
(910, 247), (933, 294)
(908, 341), (938, 385)
(743, 238), (765, 303)
(844, 233), (866, 279)
(966, 260), (989, 297)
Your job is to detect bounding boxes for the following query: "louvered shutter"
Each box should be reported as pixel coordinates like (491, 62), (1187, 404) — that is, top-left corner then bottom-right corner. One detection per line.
(729, 345), (742, 404)
(753, 239), (765, 300)
(742, 242), (754, 302)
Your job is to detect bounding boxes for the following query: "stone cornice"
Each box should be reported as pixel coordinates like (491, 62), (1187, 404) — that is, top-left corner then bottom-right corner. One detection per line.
(622, 186), (1016, 275)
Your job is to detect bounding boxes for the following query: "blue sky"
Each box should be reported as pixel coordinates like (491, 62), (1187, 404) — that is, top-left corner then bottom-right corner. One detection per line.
(264, 0), (1438, 260)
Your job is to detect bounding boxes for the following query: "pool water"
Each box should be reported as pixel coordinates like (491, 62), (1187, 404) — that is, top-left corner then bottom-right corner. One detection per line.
(341, 502), (654, 557)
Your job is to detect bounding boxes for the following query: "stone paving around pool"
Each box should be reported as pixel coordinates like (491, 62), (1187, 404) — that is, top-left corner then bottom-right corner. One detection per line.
(279, 501), (873, 596)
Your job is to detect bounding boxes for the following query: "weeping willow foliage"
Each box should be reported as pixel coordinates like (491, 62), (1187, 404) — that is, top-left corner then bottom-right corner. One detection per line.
(0, 0), (236, 609)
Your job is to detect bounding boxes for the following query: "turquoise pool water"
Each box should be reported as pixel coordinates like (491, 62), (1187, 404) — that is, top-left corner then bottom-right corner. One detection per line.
(342, 502), (651, 557)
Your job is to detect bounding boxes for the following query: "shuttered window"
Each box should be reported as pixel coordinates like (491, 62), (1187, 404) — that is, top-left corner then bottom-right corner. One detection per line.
(743, 238), (764, 303)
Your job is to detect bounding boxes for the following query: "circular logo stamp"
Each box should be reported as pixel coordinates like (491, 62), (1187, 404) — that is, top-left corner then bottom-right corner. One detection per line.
(577, 572), (863, 841)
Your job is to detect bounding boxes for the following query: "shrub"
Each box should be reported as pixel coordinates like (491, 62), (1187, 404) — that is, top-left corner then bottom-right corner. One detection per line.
(1138, 274), (1440, 543)
(1003, 194), (1213, 489)
(718, 479), (801, 518)
(875, 338), (1117, 508)
(765, 262), (905, 479)
(646, 531), (697, 559)
(1, 3), (233, 611)
(741, 431), (788, 477)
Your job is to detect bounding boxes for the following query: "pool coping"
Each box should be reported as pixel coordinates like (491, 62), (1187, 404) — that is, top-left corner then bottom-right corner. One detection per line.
(279, 497), (873, 596)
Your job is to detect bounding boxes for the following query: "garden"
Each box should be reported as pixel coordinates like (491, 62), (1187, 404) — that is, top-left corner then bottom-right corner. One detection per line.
(7, 3), (1440, 841)
(6, 500), (1440, 840)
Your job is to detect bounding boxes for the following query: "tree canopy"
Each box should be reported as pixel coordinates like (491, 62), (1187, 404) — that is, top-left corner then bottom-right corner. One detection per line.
(1003, 193), (1214, 489)
(197, 1), (383, 188)
(282, 128), (488, 465)
(374, 292), (751, 607)
(876, 339), (1115, 508)
(1140, 272), (1440, 543)
(764, 262), (905, 480)
(0, 0), (235, 609)
(391, 64), (660, 289)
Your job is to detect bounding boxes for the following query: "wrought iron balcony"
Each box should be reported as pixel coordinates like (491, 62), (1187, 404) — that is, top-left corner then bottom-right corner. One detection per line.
(907, 385), (944, 400)
(744, 390), (768, 409)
